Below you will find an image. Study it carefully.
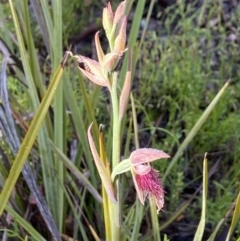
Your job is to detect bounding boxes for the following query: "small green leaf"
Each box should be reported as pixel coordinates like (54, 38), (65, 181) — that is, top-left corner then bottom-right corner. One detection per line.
(111, 158), (131, 181)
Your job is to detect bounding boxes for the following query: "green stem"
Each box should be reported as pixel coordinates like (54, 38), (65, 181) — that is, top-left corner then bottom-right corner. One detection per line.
(110, 72), (121, 241)
(150, 197), (161, 241)
(111, 74), (121, 168)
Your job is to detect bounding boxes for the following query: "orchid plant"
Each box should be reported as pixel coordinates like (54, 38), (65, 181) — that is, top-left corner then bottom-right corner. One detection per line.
(69, 1), (170, 240)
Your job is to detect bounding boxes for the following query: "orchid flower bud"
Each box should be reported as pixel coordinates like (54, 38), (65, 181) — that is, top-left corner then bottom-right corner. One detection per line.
(108, 1), (127, 50)
(103, 2), (113, 37)
(114, 16), (127, 54)
(102, 52), (121, 72)
(113, 0), (126, 25)
(76, 55), (111, 90)
(119, 48), (132, 120)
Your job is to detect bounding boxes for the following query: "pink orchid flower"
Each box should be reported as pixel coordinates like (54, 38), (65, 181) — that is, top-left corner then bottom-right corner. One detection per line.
(130, 148), (170, 213)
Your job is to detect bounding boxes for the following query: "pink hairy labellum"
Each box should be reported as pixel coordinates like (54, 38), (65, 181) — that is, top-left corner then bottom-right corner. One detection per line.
(130, 148), (170, 213)
(134, 166), (164, 212)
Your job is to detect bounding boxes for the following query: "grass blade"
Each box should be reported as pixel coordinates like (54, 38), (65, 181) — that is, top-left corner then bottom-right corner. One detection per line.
(63, 69), (97, 186)
(0, 56), (59, 241)
(163, 79), (230, 182)
(160, 160), (219, 232)
(207, 193), (239, 241)
(18, 1), (59, 220)
(119, 0), (146, 87)
(130, 93), (144, 241)
(99, 128), (111, 241)
(29, 0), (50, 53)
(5, 205), (46, 241)
(51, 0), (65, 231)
(49, 139), (102, 203)
(0, 56), (66, 215)
(226, 191), (240, 241)
(193, 153), (208, 241)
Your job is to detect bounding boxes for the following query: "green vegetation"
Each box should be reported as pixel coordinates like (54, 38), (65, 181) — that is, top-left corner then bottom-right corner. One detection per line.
(0, 0), (239, 240)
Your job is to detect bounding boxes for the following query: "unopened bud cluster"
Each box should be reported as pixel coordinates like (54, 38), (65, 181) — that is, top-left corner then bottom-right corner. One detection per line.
(69, 1), (128, 90)
(103, 1), (127, 54)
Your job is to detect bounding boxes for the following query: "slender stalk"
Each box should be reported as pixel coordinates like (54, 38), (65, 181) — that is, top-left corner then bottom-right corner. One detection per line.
(150, 198), (161, 241)
(111, 72), (121, 169)
(110, 72), (121, 240)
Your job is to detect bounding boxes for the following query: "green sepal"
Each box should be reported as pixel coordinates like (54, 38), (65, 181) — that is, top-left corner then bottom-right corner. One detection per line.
(111, 158), (131, 181)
